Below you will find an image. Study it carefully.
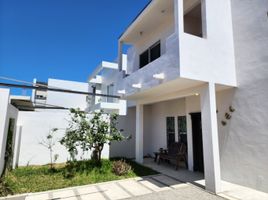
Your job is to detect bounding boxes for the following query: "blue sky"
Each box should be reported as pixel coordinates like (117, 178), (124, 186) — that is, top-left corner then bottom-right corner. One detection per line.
(0, 0), (150, 94)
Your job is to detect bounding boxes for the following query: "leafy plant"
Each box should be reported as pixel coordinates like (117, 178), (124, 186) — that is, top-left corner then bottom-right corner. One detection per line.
(112, 160), (131, 176)
(39, 128), (59, 170)
(0, 179), (13, 197)
(60, 109), (127, 163)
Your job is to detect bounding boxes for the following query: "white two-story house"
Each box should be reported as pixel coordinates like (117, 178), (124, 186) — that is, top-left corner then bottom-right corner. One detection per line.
(88, 0), (268, 195)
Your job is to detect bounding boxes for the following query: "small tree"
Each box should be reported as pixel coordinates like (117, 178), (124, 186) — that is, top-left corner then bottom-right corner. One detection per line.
(60, 109), (126, 162)
(39, 128), (59, 170)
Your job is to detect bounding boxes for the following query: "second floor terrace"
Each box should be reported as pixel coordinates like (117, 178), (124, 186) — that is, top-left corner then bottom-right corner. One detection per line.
(116, 0), (237, 100)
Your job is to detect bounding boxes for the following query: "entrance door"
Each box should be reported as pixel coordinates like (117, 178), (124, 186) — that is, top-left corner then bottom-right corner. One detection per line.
(166, 117), (175, 148)
(190, 113), (204, 172)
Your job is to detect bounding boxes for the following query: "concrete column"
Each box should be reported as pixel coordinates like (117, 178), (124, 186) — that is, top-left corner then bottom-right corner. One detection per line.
(200, 83), (221, 193)
(186, 113), (194, 171)
(118, 41), (123, 71)
(174, 0), (184, 34)
(135, 104), (143, 163)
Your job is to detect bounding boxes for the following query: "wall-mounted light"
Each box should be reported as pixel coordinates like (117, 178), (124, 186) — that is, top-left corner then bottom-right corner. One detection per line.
(117, 90), (126, 94)
(153, 73), (165, 80)
(194, 93), (199, 96)
(132, 83), (142, 89)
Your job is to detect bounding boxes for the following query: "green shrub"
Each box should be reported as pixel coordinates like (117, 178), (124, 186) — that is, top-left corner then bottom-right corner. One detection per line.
(112, 160), (131, 176)
(0, 179), (13, 197)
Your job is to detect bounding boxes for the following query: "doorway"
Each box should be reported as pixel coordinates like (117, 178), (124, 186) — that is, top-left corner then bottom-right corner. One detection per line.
(190, 113), (204, 172)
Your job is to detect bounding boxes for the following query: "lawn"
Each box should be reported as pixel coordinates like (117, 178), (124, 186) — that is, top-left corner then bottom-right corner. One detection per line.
(0, 159), (158, 196)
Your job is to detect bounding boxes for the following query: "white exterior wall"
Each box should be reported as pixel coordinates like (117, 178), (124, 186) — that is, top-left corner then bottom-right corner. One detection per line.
(0, 89), (19, 174)
(110, 107), (136, 158)
(14, 78), (110, 166)
(17, 110), (110, 166)
(46, 79), (89, 110)
(216, 0), (268, 193)
(118, 0), (236, 99)
(127, 17), (175, 74)
(143, 98), (186, 156)
(179, 0), (237, 86)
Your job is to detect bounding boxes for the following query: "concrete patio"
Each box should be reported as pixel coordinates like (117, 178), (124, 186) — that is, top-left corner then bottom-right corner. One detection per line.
(143, 158), (268, 200)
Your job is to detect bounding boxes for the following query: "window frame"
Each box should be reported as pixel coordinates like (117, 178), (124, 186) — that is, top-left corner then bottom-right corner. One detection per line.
(139, 40), (161, 69)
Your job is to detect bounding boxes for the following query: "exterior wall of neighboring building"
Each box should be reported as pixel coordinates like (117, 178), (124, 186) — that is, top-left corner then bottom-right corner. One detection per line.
(0, 88), (19, 175)
(88, 57), (128, 115)
(46, 79), (89, 110)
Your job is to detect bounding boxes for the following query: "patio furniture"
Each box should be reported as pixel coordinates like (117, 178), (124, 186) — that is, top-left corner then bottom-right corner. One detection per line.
(158, 142), (188, 170)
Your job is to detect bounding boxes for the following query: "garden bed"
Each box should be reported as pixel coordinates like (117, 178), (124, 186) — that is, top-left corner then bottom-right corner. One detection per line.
(0, 159), (158, 197)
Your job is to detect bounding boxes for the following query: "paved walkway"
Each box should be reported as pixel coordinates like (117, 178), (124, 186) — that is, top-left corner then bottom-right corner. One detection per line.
(10, 174), (222, 200)
(24, 174), (195, 200)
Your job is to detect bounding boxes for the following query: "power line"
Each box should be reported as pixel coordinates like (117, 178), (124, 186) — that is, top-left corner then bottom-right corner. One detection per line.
(0, 76), (71, 90)
(0, 82), (120, 99)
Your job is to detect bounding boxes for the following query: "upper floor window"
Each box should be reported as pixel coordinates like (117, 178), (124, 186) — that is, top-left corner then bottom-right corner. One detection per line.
(139, 41), (161, 69)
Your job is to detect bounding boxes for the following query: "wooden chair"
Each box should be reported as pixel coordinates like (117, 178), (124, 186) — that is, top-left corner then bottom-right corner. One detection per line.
(158, 142), (188, 170)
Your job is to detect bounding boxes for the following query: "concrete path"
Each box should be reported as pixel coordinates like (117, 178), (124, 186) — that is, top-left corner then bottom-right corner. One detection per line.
(24, 174), (187, 200)
(2, 174), (223, 200)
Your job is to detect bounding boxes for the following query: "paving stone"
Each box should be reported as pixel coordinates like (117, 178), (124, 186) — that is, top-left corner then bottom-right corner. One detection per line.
(117, 179), (152, 196)
(98, 182), (131, 200)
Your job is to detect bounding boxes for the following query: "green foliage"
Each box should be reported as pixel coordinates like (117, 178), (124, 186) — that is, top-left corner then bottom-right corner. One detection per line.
(60, 109), (126, 162)
(0, 179), (13, 197)
(112, 159), (132, 176)
(1, 159), (158, 196)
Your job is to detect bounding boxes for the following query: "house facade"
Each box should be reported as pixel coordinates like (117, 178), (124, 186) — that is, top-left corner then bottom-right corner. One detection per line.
(88, 0), (268, 194)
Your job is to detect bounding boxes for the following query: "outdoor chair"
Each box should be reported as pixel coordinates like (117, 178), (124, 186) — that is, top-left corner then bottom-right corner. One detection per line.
(158, 142), (188, 170)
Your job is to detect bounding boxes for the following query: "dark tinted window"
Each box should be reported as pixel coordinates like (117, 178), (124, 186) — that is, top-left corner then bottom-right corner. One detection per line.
(150, 42), (161, 62)
(139, 49), (149, 68)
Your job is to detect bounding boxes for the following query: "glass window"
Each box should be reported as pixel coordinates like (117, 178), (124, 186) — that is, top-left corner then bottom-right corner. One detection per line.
(166, 117), (175, 148)
(139, 41), (161, 69)
(139, 50), (149, 68)
(150, 41), (161, 62)
(178, 116), (187, 145)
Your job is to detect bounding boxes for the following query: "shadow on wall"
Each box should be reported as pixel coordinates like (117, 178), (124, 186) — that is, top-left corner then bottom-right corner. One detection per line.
(110, 107), (136, 159)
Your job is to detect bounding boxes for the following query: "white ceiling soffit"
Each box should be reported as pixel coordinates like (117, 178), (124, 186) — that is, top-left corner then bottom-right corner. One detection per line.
(120, 0), (174, 44)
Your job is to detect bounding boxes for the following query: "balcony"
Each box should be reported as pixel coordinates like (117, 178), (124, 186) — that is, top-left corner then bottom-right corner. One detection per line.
(87, 59), (128, 115)
(117, 33), (180, 97)
(88, 96), (126, 115)
(115, 0), (237, 101)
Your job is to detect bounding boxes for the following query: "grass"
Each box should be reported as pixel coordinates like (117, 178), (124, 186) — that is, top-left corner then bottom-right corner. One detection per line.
(1, 159), (158, 196)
